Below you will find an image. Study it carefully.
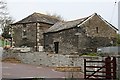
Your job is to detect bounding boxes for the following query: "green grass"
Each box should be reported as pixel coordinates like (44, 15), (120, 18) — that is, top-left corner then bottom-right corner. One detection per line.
(0, 39), (10, 47)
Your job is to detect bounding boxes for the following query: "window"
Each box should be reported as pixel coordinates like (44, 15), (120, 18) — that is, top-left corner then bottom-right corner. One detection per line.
(23, 30), (27, 36)
(96, 27), (98, 33)
(22, 30), (27, 39)
(23, 24), (26, 28)
(22, 24), (27, 38)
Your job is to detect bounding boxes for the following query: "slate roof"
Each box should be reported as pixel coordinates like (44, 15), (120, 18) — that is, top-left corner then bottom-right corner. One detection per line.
(45, 13), (118, 33)
(46, 17), (88, 33)
(12, 12), (60, 25)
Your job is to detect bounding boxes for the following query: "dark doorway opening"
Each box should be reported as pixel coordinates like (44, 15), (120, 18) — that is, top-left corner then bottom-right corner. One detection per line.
(54, 42), (59, 53)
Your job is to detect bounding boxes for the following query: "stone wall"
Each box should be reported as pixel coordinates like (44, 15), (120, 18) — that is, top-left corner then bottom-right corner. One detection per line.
(12, 23), (52, 51)
(2, 50), (102, 72)
(44, 28), (115, 54)
(44, 28), (78, 54)
(12, 23), (37, 48)
(2, 50), (120, 79)
(81, 13), (117, 38)
(44, 14), (117, 54)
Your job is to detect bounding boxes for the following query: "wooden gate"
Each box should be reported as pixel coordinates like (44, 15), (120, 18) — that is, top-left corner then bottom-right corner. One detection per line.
(84, 56), (116, 79)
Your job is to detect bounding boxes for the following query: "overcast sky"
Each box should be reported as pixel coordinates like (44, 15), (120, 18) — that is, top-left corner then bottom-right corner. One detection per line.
(5, 0), (120, 29)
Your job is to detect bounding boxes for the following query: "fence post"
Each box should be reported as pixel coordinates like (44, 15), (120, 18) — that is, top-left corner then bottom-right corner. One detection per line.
(105, 56), (111, 79)
(113, 57), (116, 79)
(84, 59), (86, 79)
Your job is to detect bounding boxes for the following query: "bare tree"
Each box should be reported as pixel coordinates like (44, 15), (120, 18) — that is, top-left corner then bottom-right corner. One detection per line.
(46, 12), (65, 21)
(0, 0), (14, 38)
(0, 0), (13, 32)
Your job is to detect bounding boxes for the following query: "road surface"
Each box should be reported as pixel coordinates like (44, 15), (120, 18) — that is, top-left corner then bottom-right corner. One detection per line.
(2, 62), (84, 79)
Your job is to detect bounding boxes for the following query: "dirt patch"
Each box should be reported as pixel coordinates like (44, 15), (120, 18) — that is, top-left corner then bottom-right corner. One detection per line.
(2, 57), (21, 63)
(54, 66), (81, 72)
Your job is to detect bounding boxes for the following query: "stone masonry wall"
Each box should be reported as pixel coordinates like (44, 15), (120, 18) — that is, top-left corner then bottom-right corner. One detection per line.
(12, 23), (52, 51)
(81, 13), (117, 38)
(44, 14), (117, 54)
(44, 28), (78, 54)
(2, 51), (102, 72)
(12, 23), (36, 47)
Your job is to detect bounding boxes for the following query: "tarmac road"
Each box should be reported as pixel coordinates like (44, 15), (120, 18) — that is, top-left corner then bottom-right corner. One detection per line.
(2, 62), (84, 79)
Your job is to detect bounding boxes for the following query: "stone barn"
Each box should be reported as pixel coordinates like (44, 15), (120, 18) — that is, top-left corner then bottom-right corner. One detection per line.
(44, 13), (118, 54)
(11, 12), (60, 51)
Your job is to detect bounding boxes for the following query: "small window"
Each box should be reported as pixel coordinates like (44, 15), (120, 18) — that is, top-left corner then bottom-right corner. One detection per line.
(96, 27), (98, 33)
(22, 29), (27, 38)
(23, 24), (26, 28)
(22, 24), (27, 38)
(23, 30), (27, 36)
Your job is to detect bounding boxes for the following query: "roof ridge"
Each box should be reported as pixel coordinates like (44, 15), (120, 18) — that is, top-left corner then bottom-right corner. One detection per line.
(33, 12), (61, 21)
(12, 12), (60, 25)
(46, 16), (88, 33)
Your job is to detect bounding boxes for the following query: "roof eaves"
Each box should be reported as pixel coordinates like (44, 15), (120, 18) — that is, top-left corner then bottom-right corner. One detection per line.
(77, 13), (96, 27)
(15, 13), (35, 24)
(98, 15), (119, 31)
(11, 21), (54, 26)
(44, 26), (78, 34)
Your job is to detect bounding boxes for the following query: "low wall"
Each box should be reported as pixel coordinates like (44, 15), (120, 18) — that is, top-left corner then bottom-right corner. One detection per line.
(2, 50), (101, 72)
(2, 49), (120, 79)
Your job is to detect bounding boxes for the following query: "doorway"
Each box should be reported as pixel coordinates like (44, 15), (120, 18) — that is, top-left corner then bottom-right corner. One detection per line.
(54, 42), (59, 53)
